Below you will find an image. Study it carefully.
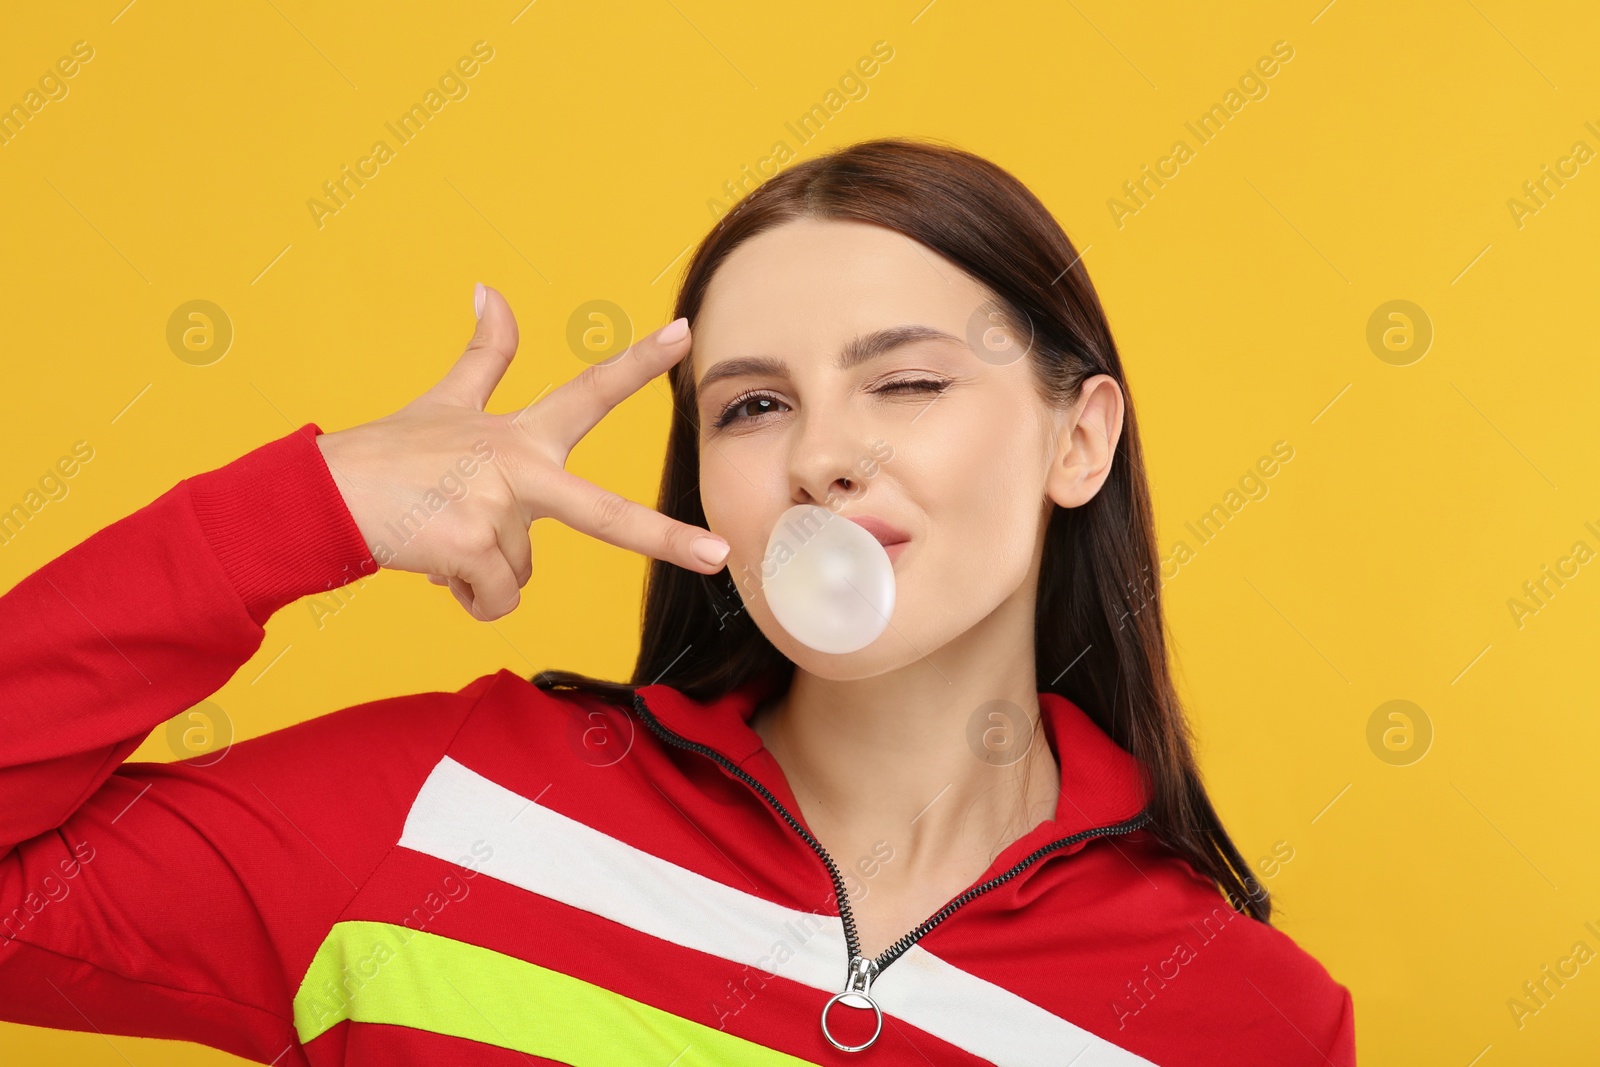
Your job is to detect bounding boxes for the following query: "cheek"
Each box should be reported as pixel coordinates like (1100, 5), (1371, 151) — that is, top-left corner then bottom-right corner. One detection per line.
(699, 446), (795, 650)
(907, 407), (1047, 603)
(698, 444), (787, 571)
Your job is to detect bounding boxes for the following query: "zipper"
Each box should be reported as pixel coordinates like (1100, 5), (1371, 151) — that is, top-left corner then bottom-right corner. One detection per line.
(632, 691), (1153, 1053)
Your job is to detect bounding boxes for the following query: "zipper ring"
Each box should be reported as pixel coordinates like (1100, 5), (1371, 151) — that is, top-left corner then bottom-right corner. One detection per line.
(821, 989), (883, 1053)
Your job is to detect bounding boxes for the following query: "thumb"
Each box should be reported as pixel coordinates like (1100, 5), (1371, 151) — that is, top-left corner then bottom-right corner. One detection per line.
(425, 282), (521, 410)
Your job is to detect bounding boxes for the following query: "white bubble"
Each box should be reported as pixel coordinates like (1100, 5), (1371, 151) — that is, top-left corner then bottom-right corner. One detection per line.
(761, 504), (895, 654)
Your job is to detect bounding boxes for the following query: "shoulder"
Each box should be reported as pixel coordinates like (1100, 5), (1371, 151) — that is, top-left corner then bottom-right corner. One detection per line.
(187, 669), (509, 867)
(425, 669), (642, 771)
(1086, 830), (1356, 1065)
(214, 668), (505, 779)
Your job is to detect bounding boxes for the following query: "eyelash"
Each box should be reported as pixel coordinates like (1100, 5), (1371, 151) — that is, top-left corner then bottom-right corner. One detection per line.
(711, 378), (951, 429)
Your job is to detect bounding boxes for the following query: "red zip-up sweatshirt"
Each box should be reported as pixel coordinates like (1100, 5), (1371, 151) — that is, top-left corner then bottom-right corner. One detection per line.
(0, 424), (1355, 1066)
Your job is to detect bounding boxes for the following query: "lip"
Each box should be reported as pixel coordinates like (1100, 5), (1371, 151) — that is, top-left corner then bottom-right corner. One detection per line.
(844, 514), (912, 551)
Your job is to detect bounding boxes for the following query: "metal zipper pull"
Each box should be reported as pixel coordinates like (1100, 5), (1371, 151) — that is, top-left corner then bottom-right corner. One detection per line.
(821, 954), (883, 1052)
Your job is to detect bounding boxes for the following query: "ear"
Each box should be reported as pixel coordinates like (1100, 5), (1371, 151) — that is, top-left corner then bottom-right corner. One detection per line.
(1044, 374), (1125, 509)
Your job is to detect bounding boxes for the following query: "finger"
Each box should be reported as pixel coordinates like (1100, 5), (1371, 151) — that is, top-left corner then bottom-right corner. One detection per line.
(446, 573), (511, 620)
(524, 318), (691, 455)
(431, 523), (529, 589)
(444, 575), (476, 613)
(537, 467), (730, 573)
(493, 507), (534, 588)
(425, 283), (522, 411)
(456, 546), (523, 620)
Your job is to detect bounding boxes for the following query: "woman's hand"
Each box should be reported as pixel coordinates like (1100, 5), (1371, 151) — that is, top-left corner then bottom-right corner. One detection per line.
(314, 283), (730, 622)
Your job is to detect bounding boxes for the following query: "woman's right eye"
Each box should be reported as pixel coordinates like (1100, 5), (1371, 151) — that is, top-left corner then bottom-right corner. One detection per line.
(713, 390), (790, 429)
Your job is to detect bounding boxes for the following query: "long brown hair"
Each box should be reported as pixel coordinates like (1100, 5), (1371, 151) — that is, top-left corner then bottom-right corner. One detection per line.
(534, 136), (1272, 923)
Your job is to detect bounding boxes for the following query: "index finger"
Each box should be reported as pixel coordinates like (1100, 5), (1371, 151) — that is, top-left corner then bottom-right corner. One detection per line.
(519, 318), (692, 457)
(535, 466), (731, 574)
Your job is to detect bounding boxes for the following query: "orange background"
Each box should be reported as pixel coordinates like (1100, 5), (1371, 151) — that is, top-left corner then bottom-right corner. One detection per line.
(2, 1), (1598, 1062)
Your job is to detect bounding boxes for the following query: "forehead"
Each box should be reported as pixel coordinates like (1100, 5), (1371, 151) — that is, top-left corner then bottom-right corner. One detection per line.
(690, 217), (990, 377)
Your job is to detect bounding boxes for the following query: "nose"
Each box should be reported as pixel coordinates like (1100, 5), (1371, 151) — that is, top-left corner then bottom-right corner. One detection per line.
(787, 408), (873, 510)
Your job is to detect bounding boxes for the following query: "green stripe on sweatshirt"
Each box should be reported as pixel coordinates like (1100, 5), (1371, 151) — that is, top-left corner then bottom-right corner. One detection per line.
(293, 920), (822, 1066)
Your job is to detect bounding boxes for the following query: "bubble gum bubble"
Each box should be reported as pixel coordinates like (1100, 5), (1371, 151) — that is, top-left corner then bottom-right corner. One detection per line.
(761, 504), (895, 654)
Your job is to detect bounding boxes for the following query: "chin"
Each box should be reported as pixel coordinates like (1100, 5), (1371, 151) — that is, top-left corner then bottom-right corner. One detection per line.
(775, 646), (903, 681)
(752, 608), (943, 681)
(778, 649), (919, 682)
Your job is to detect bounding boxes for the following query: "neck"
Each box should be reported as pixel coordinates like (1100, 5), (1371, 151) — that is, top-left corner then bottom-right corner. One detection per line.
(749, 594), (1061, 889)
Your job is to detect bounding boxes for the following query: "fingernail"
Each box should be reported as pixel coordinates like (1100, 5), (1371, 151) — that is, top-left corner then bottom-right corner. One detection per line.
(657, 317), (689, 344)
(474, 282), (486, 320)
(691, 536), (729, 567)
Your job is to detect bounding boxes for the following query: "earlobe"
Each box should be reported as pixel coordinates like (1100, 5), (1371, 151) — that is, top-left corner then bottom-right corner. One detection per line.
(1042, 408), (1078, 510)
(1043, 375), (1124, 509)
(1043, 440), (1088, 510)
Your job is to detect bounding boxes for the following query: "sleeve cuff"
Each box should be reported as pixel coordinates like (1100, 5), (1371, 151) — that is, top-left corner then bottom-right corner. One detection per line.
(184, 423), (378, 625)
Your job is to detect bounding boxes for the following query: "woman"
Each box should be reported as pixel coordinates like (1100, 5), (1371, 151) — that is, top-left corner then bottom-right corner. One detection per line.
(0, 138), (1353, 1065)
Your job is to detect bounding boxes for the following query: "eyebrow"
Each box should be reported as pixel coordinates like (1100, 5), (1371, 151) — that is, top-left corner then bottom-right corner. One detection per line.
(695, 324), (965, 394)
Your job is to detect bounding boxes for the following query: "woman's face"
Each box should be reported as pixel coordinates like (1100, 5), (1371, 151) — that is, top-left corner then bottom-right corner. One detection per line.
(691, 217), (1116, 680)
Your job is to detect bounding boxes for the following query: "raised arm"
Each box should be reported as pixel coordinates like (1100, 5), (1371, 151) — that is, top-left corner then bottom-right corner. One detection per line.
(0, 424), (490, 1064)
(1, 285), (724, 1064)
(0, 424), (374, 857)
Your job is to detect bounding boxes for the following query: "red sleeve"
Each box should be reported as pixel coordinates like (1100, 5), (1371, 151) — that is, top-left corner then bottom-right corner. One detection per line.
(1328, 984), (1356, 1065)
(0, 424), (492, 1065)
